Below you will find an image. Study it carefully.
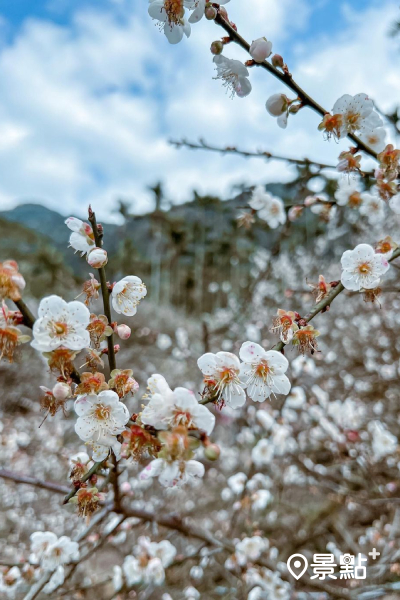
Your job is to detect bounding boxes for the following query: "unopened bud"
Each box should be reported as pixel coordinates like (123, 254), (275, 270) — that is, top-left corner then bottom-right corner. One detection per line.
(87, 247), (108, 268)
(288, 205), (303, 222)
(304, 195), (317, 207)
(52, 382), (71, 401)
(114, 344), (120, 354)
(116, 324), (131, 340)
(265, 93), (288, 117)
(249, 37), (272, 63)
(210, 40), (223, 55)
(204, 443), (220, 461)
(205, 6), (217, 20)
(271, 54), (284, 68)
(219, 6), (228, 19)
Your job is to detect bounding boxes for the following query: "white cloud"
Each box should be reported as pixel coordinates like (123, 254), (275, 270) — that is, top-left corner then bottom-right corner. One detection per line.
(0, 0), (398, 220)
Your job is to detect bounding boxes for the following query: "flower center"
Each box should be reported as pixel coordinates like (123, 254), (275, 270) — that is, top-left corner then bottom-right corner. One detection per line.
(163, 0), (184, 25)
(49, 320), (69, 338)
(219, 367), (238, 384)
(348, 192), (362, 208)
(174, 409), (193, 428)
(380, 243), (391, 253)
(270, 204), (280, 215)
(357, 262), (371, 275)
(94, 404), (111, 421)
(254, 360), (272, 381)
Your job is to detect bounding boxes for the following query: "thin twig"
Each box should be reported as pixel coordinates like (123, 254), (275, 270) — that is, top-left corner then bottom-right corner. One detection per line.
(213, 10), (378, 161)
(63, 461), (105, 504)
(0, 468), (70, 495)
(88, 207), (116, 372)
(170, 138), (336, 170)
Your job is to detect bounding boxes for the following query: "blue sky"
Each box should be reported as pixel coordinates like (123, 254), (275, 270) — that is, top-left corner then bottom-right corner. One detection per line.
(0, 0), (398, 220)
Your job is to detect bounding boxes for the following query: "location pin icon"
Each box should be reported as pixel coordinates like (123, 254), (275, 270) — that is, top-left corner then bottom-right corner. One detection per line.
(287, 554), (308, 580)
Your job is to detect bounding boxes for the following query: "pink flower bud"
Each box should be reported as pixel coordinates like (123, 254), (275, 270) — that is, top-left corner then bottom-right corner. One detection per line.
(288, 206), (303, 222)
(271, 54), (284, 68)
(87, 247), (108, 268)
(121, 482), (132, 493)
(265, 93), (288, 117)
(204, 443), (220, 461)
(52, 382), (71, 401)
(249, 37), (273, 63)
(205, 6), (217, 20)
(304, 195), (318, 207)
(210, 41), (223, 55)
(116, 324), (131, 340)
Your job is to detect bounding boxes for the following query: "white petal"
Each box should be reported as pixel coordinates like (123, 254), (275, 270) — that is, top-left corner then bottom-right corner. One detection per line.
(197, 352), (217, 375)
(239, 341), (265, 363)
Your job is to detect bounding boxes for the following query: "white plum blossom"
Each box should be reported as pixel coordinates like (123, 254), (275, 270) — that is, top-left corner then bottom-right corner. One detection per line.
(256, 409), (275, 431)
(291, 355), (317, 377)
(148, 0), (191, 44)
(141, 378), (215, 435)
(359, 192), (385, 223)
(249, 186), (286, 228)
(65, 217), (95, 256)
(74, 390), (130, 461)
(251, 439), (274, 466)
(111, 275), (147, 316)
(147, 539), (177, 567)
(251, 489), (272, 511)
(113, 566), (123, 591)
(184, 587), (201, 600)
(31, 295), (90, 353)
(140, 457), (204, 487)
(187, 0), (229, 23)
(334, 178), (362, 207)
(265, 94), (290, 128)
(123, 554), (165, 586)
(249, 37), (273, 63)
(340, 243), (390, 291)
(197, 351), (246, 408)
(328, 398), (365, 430)
(359, 127), (387, 152)
(30, 531), (58, 563)
(369, 421), (398, 461)
(33, 534), (79, 570)
(239, 342), (291, 402)
(285, 386), (306, 409)
(332, 93), (383, 136)
(0, 566), (21, 598)
(389, 193), (400, 214)
(227, 472), (247, 494)
(235, 536), (269, 565)
(213, 55), (252, 98)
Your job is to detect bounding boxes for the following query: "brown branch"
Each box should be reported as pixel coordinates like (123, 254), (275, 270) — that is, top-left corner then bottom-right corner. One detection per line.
(14, 298), (36, 329)
(272, 247), (400, 352)
(63, 460), (105, 504)
(213, 11), (378, 162)
(170, 138), (336, 170)
(87, 207), (116, 372)
(87, 207), (121, 510)
(2, 467), (350, 599)
(0, 468), (70, 495)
